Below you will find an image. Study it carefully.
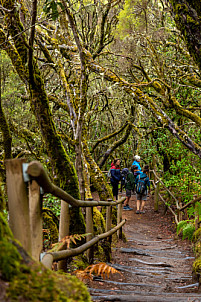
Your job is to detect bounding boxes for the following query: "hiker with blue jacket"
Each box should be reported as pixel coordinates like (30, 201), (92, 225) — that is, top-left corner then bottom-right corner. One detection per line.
(110, 158), (121, 200)
(135, 166), (150, 214)
(132, 155), (142, 171)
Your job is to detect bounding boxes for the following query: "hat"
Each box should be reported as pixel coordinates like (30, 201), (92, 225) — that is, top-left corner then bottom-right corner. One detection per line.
(135, 155), (140, 161)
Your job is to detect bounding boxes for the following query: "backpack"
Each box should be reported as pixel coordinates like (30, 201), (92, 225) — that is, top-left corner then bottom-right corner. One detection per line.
(121, 168), (129, 187)
(107, 168), (111, 178)
(124, 171), (132, 187)
(136, 175), (148, 194)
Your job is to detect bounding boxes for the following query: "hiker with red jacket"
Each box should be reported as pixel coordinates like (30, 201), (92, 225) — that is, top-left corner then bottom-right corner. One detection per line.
(110, 158), (121, 201)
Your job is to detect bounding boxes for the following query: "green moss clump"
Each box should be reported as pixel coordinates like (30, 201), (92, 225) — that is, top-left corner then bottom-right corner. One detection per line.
(0, 213), (91, 301)
(42, 208), (59, 244)
(0, 240), (22, 281)
(194, 243), (201, 256)
(71, 254), (89, 271)
(93, 207), (105, 234)
(7, 265), (91, 301)
(193, 258), (201, 275)
(192, 228), (201, 243)
(0, 214), (21, 282)
(69, 207), (86, 236)
(0, 212), (13, 240)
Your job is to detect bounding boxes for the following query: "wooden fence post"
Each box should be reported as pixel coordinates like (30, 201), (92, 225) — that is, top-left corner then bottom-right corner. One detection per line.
(29, 180), (42, 261)
(178, 196), (183, 223)
(105, 199), (113, 262)
(106, 200), (112, 234)
(5, 158), (32, 254)
(86, 198), (94, 264)
(58, 201), (70, 271)
(154, 181), (159, 212)
(117, 197), (122, 239)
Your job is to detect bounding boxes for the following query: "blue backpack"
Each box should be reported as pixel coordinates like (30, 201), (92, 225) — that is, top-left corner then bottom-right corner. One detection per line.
(136, 175), (148, 194)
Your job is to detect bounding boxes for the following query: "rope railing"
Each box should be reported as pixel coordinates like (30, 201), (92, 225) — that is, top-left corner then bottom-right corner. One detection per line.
(5, 158), (126, 266)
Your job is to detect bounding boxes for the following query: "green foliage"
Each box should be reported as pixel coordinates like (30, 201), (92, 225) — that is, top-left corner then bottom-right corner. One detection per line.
(187, 203), (201, 218)
(43, 194), (61, 217)
(177, 220), (195, 241)
(43, 0), (64, 20)
(182, 223), (195, 241)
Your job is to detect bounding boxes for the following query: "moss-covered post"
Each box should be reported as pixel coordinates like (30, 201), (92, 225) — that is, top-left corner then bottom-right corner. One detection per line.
(58, 201), (70, 271)
(29, 180), (42, 261)
(5, 158), (32, 254)
(154, 181), (159, 212)
(106, 199), (112, 258)
(86, 198), (94, 264)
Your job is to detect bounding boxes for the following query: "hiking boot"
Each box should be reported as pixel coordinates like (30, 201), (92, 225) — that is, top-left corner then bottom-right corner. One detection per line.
(136, 210), (140, 214)
(123, 205), (133, 210)
(126, 206), (133, 210)
(140, 210), (145, 214)
(123, 205), (129, 210)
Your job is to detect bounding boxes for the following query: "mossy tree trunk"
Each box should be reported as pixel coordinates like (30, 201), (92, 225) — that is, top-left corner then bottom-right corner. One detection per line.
(0, 0), (85, 237)
(82, 127), (113, 201)
(168, 0), (201, 72)
(0, 65), (12, 160)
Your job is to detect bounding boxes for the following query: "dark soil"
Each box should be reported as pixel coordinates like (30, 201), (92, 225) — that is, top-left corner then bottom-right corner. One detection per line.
(89, 191), (201, 302)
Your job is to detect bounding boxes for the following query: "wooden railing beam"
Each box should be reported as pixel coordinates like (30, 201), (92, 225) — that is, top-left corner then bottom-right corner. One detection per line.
(42, 219), (126, 268)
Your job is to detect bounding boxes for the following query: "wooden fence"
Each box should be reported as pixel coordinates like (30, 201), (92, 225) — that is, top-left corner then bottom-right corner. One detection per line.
(5, 158), (126, 269)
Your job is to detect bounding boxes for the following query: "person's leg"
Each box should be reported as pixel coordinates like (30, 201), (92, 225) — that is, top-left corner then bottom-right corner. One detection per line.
(140, 200), (145, 211)
(127, 196), (133, 210)
(114, 183), (118, 200)
(136, 193), (140, 213)
(120, 180), (123, 193)
(112, 183), (117, 200)
(136, 199), (140, 213)
(124, 193), (129, 206)
(124, 190), (129, 209)
(124, 190), (133, 210)
(140, 195), (147, 213)
(127, 196), (131, 206)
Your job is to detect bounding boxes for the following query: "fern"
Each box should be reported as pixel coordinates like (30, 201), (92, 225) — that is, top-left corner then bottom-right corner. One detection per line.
(51, 233), (91, 251)
(74, 263), (122, 281)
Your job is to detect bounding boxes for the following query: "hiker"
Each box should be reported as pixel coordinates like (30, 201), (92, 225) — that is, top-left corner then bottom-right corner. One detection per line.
(110, 158), (121, 200)
(132, 164), (142, 194)
(135, 166), (150, 214)
(120, 167), (129, 192)
(123, 165), (135, 211)
(132, 155), (142, 171)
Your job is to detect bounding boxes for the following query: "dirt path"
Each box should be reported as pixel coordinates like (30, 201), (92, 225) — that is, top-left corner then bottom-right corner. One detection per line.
(89, 192), (201, 302)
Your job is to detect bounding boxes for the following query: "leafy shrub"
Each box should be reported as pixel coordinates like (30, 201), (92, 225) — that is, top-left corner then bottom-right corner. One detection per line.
(177, 220), (195, 241)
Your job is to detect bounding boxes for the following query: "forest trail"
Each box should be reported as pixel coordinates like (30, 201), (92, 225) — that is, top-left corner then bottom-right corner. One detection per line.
(89, 192), (201, 302)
